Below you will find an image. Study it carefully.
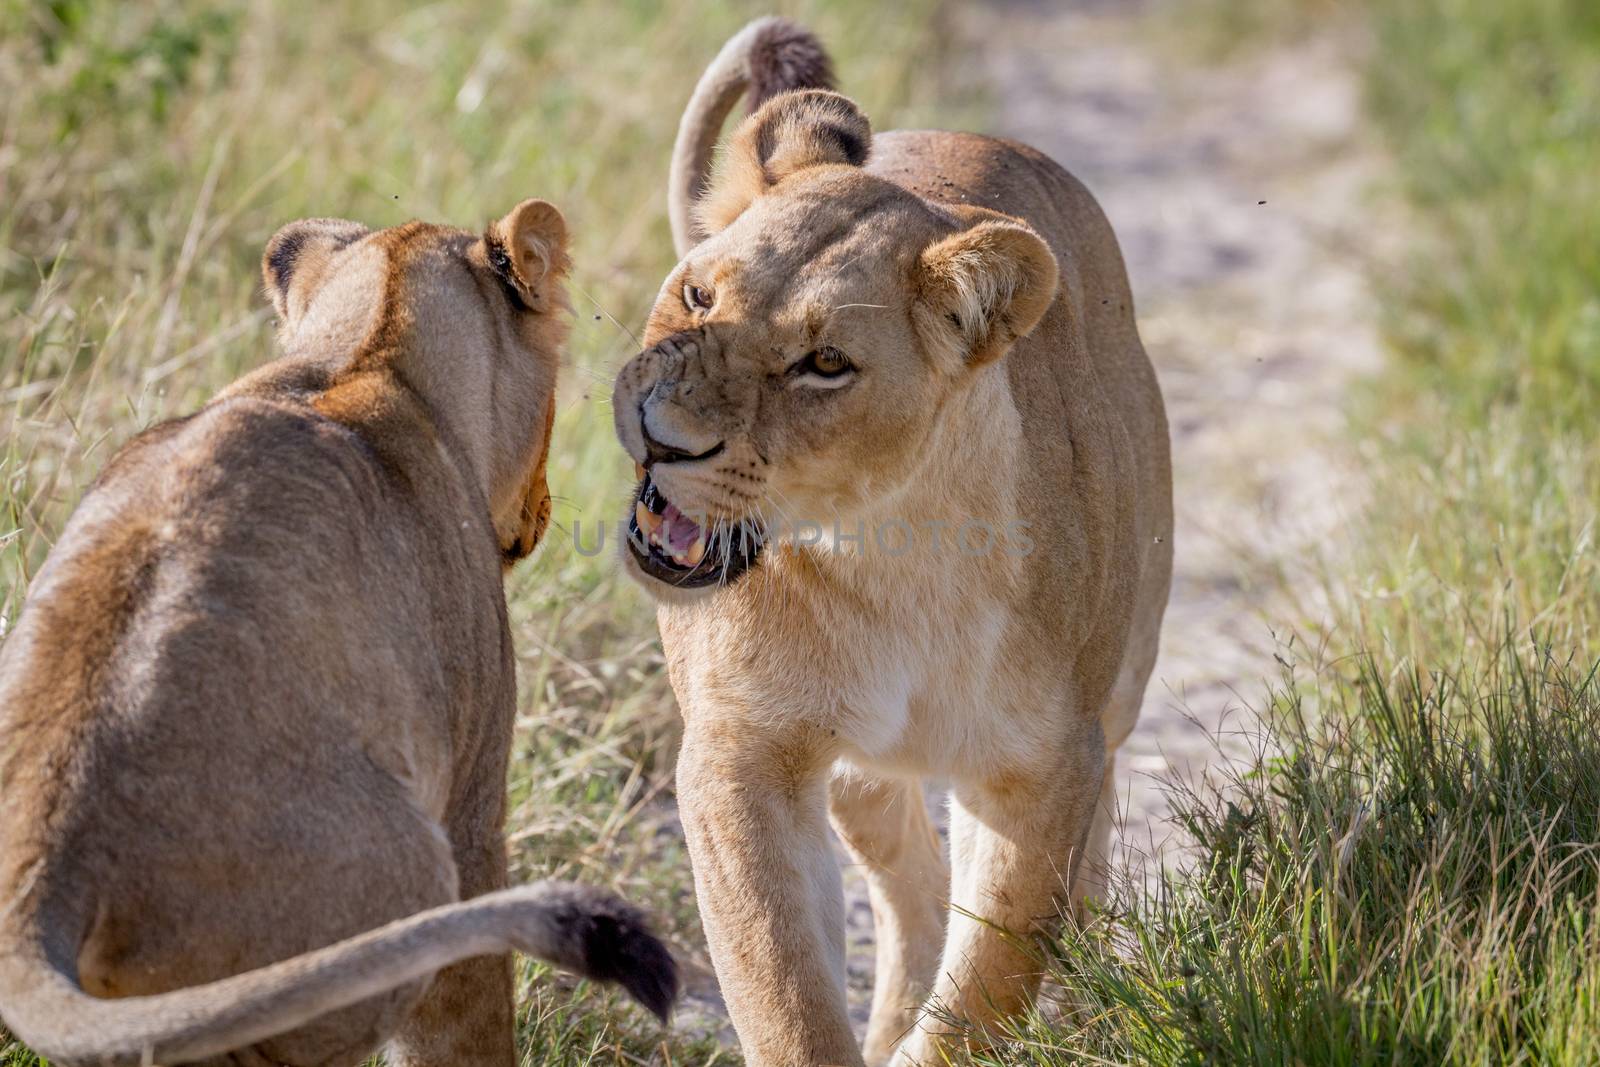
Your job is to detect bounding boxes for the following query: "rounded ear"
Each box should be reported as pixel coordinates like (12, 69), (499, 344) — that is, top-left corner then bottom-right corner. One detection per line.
(913, 218), (1060, 367)
(261, 218), (368, 321)
(695, 89), (871, 236)
(485, 198), (572, 313)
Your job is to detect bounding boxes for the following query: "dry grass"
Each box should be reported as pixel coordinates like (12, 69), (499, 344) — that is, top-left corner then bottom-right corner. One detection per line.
(0, 1), (959, 1062)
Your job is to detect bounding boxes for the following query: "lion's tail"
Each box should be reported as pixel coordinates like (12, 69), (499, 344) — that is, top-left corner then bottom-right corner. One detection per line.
(668, 16), (835, 256)
(0, 881), (676, 1067)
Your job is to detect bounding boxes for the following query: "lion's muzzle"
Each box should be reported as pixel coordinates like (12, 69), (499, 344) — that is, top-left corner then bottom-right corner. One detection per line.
(613, 330), (767, 594)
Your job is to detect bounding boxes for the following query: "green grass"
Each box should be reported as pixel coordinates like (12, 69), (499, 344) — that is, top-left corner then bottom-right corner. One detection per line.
(0, 1), (956, 1062)
(9, 0), (1600, 1063)
(1171, 0), (1356, 57)
(983, 644), (1600, 1066)
(981, 2), (1600, 1064)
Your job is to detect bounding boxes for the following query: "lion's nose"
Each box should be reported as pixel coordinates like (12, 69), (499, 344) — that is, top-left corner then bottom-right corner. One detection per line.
(640, 405), (724, 466)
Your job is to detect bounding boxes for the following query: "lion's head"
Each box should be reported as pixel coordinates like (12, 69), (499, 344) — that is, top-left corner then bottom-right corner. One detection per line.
(613, 91), (1058, 600)
(261, 200), (570, 565)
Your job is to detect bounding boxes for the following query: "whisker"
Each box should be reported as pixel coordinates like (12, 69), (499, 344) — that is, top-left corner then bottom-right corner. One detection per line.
(569, 279), (642, 349)
(719, 516), (732, 588)
(569, 363), (616, 386)
(827, 249), (870, 282)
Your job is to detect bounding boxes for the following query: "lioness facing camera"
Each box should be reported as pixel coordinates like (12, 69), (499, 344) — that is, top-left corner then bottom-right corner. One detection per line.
(612, 19), (1171, 1066)
(0, 202), (675, 1067)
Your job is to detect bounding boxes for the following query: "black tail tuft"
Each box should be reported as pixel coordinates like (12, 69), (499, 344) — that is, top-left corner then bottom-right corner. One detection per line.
(574, 896), (680, 1023)
(746, 17), (836, 112)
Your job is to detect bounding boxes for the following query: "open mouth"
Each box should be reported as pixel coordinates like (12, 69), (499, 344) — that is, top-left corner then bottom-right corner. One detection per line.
(626, 468), (765, 589)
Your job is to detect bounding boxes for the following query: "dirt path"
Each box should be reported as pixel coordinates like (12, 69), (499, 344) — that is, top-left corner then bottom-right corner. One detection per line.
(679, 0), (1385, 1042)
(959, 0), (1383, 872)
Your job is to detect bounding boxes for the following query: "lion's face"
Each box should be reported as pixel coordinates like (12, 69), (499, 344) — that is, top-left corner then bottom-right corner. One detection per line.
(262, 201), (571, 566)
(613, 92), (1058, 600)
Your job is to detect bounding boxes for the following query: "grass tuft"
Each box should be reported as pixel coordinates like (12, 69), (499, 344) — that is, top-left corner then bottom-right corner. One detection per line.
(994, 637), (1600, 1066)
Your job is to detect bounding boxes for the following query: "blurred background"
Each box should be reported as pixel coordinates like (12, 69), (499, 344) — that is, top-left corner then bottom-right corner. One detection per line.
(4, 0), (1599, 1063)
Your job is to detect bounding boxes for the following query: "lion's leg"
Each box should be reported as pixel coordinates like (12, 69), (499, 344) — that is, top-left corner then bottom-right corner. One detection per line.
(893, 727), (1104, 1066)
(829, 772), (949, 1066)
(678, 723), (861, 1067)
(387, 837), (516, 1067)
(1074, 751), (1119, 913)
(1077, 600), (1159, 913)
(390, 727), (517, 1067)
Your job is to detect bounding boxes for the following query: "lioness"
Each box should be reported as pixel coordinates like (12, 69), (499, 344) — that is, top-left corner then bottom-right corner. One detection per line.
(0, 202), (675, 1066)
(611, 19), (1171, 1066)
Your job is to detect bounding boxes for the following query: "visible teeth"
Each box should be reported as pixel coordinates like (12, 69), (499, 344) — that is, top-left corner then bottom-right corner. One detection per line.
(635, 502), (662, 541)
(685, 538), (706, 568)
(634, 462), (646, 481)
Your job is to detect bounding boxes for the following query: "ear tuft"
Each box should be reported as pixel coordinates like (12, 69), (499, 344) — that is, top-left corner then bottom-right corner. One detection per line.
(487, 199), (571, 313)
(261, 218), (368, 321)
(914, 217), (1060, 367)
(696, 90), (871, 236)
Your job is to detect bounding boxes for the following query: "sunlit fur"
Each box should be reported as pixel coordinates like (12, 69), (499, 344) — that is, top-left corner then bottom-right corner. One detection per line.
(612, 29), (1173, 1067)
(0, 204), (676, 1065)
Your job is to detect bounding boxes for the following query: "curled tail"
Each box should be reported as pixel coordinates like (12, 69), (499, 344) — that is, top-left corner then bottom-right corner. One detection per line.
(668, 16), (835, 256)
(0, 881), (676, 1067)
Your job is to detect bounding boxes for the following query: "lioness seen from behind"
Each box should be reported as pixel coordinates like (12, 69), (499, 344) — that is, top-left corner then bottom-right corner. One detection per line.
(0, 202), (675, 1066)
(612, 19), (1172, 1066)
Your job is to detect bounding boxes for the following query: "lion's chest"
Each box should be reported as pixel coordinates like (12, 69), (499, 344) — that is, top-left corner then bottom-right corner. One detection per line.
(664, 558), (1060, 782)
(829, 600), (1044, 782)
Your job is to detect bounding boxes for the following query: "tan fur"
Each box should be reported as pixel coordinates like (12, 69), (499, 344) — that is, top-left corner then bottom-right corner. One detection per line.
(0, 204), (676, 1066)
(668, 17), (836, 256)
(614, 28), (1172, 1067)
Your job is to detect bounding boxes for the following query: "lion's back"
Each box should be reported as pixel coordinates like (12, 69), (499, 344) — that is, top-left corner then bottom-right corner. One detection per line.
(872, 128), (1167, 489)
(0, 393), (498, 897)
(873, 128), (1174, 700)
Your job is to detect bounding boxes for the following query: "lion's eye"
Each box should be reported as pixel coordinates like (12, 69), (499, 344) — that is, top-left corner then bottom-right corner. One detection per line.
(801, 347), (852, 378)
(683, 283), (714, 312)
